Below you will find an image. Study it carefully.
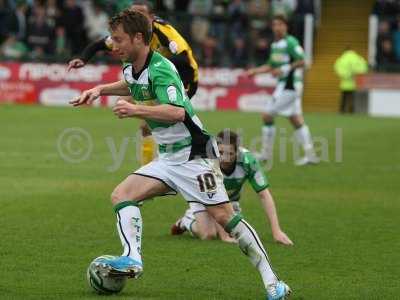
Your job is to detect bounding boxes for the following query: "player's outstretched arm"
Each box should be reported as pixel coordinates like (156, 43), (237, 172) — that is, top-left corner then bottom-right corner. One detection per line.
(258, 189), (294, 246)
(70, 80), (130, 106)
(99, 80), (130, 96)
(291, 59), (305, 69)
(70, 86), (102, 106)
(113, 99), (185, 122)
(244, 64), (272, 76)
(67, 38), (110, 71)
(269, 59), (306, 78)
(67, 58), (85, 71)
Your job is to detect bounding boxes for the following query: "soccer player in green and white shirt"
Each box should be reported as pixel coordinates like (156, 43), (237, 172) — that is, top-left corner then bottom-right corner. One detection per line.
(246, 15), (319, 166)
(172, 130), (293, 246)
(70, 10), (291, 300)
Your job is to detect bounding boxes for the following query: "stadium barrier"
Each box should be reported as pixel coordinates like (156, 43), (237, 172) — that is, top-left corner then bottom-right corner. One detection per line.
(356, 73), (400, 117)
(0, 62), (277, 112)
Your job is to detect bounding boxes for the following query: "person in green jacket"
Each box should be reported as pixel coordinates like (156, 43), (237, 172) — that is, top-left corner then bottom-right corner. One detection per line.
(334, 47), (368, 113)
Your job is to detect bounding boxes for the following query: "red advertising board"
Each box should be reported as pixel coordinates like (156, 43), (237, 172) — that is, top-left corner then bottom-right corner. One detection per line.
(0, 62), (277, 111)
(356, 73), (400, 90)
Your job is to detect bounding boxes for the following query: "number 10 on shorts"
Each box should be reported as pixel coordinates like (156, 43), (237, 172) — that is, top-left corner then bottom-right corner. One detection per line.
(196, 173), (217, 192)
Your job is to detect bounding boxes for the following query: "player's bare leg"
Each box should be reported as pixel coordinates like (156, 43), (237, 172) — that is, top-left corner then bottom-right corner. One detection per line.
(96, 175), (171, 279)
(207, 203), (291, 299)
(191, 211), (217, 240)
(172, 210), (236, 242)
(289, 114), (319, 166)
(259, 112), (276, 161)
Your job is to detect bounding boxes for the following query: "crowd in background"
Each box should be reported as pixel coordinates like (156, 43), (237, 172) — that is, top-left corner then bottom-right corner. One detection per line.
(373, 0), (400, 71)
(0, 0), (315, 68)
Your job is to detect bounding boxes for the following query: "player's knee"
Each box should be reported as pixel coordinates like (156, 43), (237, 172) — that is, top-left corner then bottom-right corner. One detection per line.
(212, 212), (232, 228)
(289, 115), (304, 128)
(262, 113), (273, 124)
(110, 188), (127, 205)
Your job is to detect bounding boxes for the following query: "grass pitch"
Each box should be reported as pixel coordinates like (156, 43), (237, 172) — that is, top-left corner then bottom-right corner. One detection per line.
(0, 104), (399, 299)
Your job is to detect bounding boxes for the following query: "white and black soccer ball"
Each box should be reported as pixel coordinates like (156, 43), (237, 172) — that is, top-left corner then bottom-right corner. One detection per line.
(86, 255), (127, 294)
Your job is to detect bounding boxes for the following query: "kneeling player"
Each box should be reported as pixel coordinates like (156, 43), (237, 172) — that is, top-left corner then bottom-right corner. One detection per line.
(70, 10), (290, 300)
(171, 130), (293, 246)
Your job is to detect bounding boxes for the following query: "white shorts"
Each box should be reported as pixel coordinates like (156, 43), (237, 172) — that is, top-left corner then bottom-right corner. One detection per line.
(134, 158), (230, 206)
(266, 88), (302, 117)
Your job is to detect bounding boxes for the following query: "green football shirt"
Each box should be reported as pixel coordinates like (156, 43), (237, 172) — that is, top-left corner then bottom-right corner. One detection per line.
(223, 147), (269, 202)
(122, 51), (217, 164)
(267, 34), (304, 91)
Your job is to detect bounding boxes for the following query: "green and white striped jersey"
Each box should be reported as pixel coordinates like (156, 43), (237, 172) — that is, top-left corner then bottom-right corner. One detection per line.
(223, 147), (269, 202)
(267, 34), (304, 91)
(122, 51), (217, 164)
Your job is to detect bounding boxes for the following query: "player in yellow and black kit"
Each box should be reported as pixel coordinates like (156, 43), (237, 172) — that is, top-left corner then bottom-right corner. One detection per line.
(67, 0), (199, 164)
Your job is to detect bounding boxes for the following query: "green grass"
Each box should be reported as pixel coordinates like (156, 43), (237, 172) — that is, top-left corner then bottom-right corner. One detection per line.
(0, 104), (399, 299)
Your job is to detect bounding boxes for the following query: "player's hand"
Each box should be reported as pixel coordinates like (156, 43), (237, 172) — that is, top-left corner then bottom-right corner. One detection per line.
(113, 99), (137, 119)
(70, 86), (101, 106)
(67, 58), (85, 71)
(243, 68), (256, 77)
(272, 230), (294, 246)
(220, 236), (238, 244)
(270, 68), (283, 77)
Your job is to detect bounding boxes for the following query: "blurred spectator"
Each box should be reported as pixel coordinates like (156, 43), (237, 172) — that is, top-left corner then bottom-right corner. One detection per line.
(190, 19), (209, 46)
(334, 47), (368, 113)
(55, 26), (68, 57)
(154, 0), (168, 12)
(174, 0), (189, 11)
(291, 0), (314, 44)
(84, 2), (109, 41)
(60, 0), (87, 55)
(377, 38), (397, 66)
(230, 36), (249, 68)
(372, 0), (400, 16)
(189, 0), (213, 46)
(0, 34), (28, 59)
(0, 0), (311, 67)
(254, 37), (271, 66)
(26, 5), (55, 55)
(208, 1), (227, 47)
(377, 19), (391, 40)
(270, 0), (297, 18)
(200, 36), (221, 67)
(46, 0), (60, 28)
(6, 0), (28, 41)
(392, 16), (400, 61)
(248, 0), (269, 17)
(227, 0), (248, 41)
(0, 0), (10, 43)
(115, 0), (131, 12)
(376, 20), (393, 65)
(188, 0), (213, 15)
(295, 0), (314, 15)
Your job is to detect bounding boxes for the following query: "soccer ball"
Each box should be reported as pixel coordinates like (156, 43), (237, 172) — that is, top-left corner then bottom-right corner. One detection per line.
(86, 255), (127, 294)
